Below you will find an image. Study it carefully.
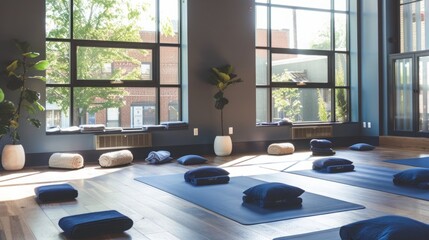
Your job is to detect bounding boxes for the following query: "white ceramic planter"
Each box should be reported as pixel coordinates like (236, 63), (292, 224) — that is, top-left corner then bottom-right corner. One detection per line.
(2, 144), (25, 170)
(214, 135), (232, 156)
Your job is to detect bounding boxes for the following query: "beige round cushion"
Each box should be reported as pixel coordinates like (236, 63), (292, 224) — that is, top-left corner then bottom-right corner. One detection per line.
(267, 143), (295, 155)
(49, 153), (84, 169)
(99, 150), (133, 167)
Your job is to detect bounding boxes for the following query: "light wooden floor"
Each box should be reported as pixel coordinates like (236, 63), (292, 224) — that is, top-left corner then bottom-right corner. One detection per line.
(1, 146), (429, 240)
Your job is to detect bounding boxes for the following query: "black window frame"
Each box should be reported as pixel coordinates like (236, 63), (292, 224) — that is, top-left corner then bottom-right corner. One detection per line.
(255, 0), (351, 124)
(45, 0), (182, 131)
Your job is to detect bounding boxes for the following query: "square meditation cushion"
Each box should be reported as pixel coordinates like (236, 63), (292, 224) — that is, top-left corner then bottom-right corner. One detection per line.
(326, 164), (355, 173)
(177, 154), (208, 165)
(243, 182), (305, 208)
(393, 168), (429, 188)
(312, 157), (353, 170)
(340, 215), (429, 240)
(349, 143), (375, 151)
(34, 183), (78, 202)
(184, 166), (229, 180)
(310, 139), (333, 148)
(58, 210), (134, 238)
(184, 166), (230, 186)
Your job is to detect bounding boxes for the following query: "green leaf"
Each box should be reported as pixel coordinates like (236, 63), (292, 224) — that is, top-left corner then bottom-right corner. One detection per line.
(6, 60), (18, 73)
(221, 65), (233, 75)
(23, 89), (40, 103)
(0, 89), (4, 102)
(33, 60), (49, 71)
(0, 100), (16, 124)
(23, 103), (36, 115)
(211, 68), (230, 82)
(28, 118), (42, 128)
(34, 101), (45, 112)
(0, 126), (9, 136)
(23, 52), (40, 58)
(214, 97), (228, 110)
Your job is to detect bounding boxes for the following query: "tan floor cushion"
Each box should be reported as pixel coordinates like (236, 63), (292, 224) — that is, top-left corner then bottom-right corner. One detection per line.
(267, 143), (295, 155)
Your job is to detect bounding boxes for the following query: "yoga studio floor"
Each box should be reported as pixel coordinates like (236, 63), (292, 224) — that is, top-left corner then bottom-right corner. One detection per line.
(2, 146), (429, 239)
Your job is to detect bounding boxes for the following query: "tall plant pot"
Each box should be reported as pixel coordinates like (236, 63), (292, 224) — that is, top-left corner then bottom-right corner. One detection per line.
(2, 144), (25, 170)
(214, 135), (232, 156)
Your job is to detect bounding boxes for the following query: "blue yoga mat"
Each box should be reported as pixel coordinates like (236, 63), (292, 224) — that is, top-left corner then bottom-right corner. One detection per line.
(135, 174), (364, 225)
(289, 165), (429, 200)
(385, 157), (429, 168)
(273, 228), (340, 240)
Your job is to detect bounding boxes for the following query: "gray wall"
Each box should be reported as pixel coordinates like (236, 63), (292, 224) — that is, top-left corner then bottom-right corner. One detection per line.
(0, 0), (363, 155)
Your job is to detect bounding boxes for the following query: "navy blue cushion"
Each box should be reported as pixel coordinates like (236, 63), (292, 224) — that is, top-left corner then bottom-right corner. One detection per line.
(311, 147), (336, 156)
(58, 210), (133, 238)
(243, 182), (305, 207)
(177, 155), (208, 165)
(313, 157), (353, 170)
(393, 168), (429, 188)
(310, 139), (332, 148)
(243, 195), (303, 208)
(349, 143), (375, 151)
(326, 164), (355, 173)
(35, 183), (78, 202)
(184, 167), (230, 185)
(190, 175), (230, 186)
(340, 215), (429, 240)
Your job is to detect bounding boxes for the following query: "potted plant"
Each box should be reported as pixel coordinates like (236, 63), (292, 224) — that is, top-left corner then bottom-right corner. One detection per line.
(209, 64), (242, 156)
(0, 40), (48, 170)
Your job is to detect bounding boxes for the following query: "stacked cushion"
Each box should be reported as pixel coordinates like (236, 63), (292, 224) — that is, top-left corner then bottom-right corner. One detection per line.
(242, 182), (304, 208)
(35, 183), (78, 202)
(145, 150), (173, 164)
(184, 166), (230, 186)
(393, 168), (429, 189)
(99, 150), (133, 167)
(310, 139), (335, 156)
(58, 210), (133, 238)
(349, 143), (375, 151)
(267, 142), (295, 155)
(312, 157), (355, 173)
(177, 155), (208, 165)
(340, 215), (429, 240)
(48, 153), (84, 169)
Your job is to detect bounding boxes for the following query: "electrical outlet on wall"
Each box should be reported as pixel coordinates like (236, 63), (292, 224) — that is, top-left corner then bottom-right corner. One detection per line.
(228, 127), (233, 135)
(193, 128), (198, 136)
(362, 122), (366, 128)
(368, 122), (371, 128)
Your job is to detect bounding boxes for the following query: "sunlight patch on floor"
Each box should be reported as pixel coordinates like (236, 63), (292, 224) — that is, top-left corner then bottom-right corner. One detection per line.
(0, 165), (123, 201)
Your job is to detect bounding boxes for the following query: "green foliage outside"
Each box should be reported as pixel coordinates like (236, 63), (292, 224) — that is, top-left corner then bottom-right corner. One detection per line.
(272, 70), (302, 121)
(317, 89), (329, 121)
(335, 61), (348, 122)
(46, 0), (175, 125)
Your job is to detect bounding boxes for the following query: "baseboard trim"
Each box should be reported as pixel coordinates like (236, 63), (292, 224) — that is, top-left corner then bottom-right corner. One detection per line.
(379, 136), (429, 150)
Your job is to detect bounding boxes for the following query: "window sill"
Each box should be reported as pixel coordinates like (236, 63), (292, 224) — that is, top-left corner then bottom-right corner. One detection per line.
(256, 121), (357, 127)
(46, 122), (189, 135)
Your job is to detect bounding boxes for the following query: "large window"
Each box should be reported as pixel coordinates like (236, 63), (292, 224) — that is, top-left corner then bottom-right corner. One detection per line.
(45, 0), (181, 130)
(400, 0), (429, 52)
(255, 0), (350, 124)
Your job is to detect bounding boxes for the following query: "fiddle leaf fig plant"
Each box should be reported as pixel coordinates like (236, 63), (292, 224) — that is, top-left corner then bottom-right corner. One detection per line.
(0, 40), (48, 144)
(210, 64), (242, 135)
